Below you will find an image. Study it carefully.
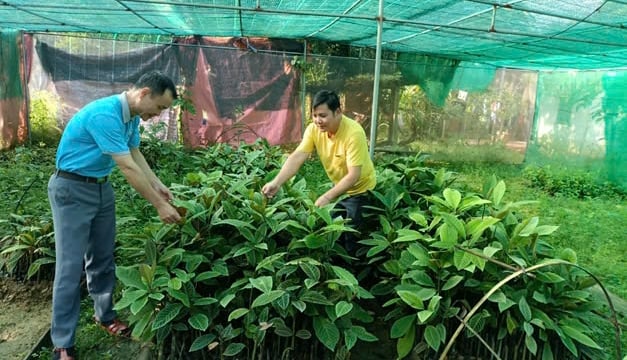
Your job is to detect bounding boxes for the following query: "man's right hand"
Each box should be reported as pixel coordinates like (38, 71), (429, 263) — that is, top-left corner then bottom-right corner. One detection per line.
(261, 181), (280, 199)
(157, 203), (182, 224)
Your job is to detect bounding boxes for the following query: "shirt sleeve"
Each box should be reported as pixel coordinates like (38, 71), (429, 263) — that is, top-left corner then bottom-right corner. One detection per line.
(345, 129), (370, 167)
(86, 114), (130, 155)
(295, 123), (316, 153)
(128, 118), (141, 149)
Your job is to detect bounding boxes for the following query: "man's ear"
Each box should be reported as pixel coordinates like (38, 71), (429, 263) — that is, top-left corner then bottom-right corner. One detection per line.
(139, 87), (151, 99)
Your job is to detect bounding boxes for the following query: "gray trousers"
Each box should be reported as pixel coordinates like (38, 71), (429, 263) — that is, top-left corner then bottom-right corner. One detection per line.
(48, 175), (117, 348)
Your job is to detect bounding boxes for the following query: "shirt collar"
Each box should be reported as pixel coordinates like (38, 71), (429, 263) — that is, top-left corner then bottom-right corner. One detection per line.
(119, 92), (132, 123)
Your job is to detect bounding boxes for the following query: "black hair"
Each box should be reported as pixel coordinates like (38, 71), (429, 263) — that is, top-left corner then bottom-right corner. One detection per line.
(312, 90), (341, 112)
(134, 70), (178, 99)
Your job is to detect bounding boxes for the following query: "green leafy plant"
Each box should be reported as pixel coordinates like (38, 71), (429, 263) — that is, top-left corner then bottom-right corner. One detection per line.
(0, 213), (55, 280)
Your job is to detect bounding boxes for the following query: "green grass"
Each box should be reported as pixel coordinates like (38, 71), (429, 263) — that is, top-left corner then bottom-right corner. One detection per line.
(446, 162), (626, 299)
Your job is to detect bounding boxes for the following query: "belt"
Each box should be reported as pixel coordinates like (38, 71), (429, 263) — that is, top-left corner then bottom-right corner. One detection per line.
(55, 169), (109, 184)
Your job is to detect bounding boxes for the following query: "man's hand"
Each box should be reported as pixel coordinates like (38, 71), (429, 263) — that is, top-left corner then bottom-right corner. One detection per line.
(315, 194), (334, 207)
(261, 181), (280, 199)
(152, 181), (174, 202)
(157, 203), (182, 224)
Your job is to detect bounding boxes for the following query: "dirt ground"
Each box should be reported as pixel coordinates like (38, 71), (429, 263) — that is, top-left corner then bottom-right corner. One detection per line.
(0, 277), (52, 359)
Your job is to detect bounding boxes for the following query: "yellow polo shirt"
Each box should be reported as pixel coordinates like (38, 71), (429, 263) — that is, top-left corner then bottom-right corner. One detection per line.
(296, 115), (376, 195)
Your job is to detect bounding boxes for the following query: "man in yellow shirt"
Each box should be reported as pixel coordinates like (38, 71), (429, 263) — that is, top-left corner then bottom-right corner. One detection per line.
(262, 90), (376, 254)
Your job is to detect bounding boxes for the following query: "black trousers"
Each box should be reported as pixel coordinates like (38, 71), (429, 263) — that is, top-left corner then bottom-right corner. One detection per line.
(333, 192), (371, 256)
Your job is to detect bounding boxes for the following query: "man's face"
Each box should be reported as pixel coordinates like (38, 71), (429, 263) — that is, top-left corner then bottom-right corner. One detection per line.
(312, 103), (341, 134)
(137, 88), (174, 121)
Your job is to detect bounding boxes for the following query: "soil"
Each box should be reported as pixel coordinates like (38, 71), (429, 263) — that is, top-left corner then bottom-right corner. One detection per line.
(0, 277), (52, 359)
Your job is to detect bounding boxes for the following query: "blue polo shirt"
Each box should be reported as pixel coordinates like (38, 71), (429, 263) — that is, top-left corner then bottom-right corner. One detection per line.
(56, 93), (140, 178)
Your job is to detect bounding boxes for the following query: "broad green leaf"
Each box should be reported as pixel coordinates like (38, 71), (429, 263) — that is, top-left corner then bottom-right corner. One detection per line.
(404, 270), (435, 287)
(424, 325), (442, 351)
(408, 211), (428, 227)
(304, 278), (318, 289)
(491, 180), (506, 206)
(518, 297), (532, 321)
(251, 290), (285, 308)
(222, 342), (245, 357)
(250, 276), (273, 293)
(331, 265), (358, 286)
(535, 225), (559, 236)
(407, 243), (430, 266)
(299, 262), (320, 281)
(561, 325), (602, 349)
(167, 288), (190, 307)
(397, 290), (424, 310)
(390, 315), (415, 339)
(417, 310), (433, 323)
(541, 342), (554, 360)
(459, 196), (492, 212)
(533, 291), (548, 304)
(220, 294), (236, 308)
(144, 239), (157, 266)
(559, 330), (578, 357)
(193, 297), (218, 306)
(483, 245), (501, 258)
(292, 300), (306, 312)
(335, 301), (353, 318)
(424, 195), (451, 209)
(228, 308), (249, 321)
(442, 275), (464, 291)
(300, 291), (333, 305)
(427, 295), (441, 311)
(523, 322), (534, 336)
(525, 335), (538, 355)
(114, 289), (148, 310)
(466, 216), (501, 242)
(189, 334), (216, 352)
(130, 295), (149, 315)
(152, 303), (183, 330)
(116, 266), (146, 290)
(351, 325), (377, 341)
(488, 290), (507, 304)
(313, 317), (340, 351)
(303, 233), (328, 249)
(443, 188), (461, 210)
(195, 271), (222, 282)
(295, 329), (311, 339)
(188, 313), (209, 331)
(396, 322), (415, 359)
(518, 217), (539, 237)
(344, 328), (358, 351)
(440, 213), (466, 239)
(437, 223), (458, 249)
(255, 252), (286, 271)
(168, 277), (182, 290)
(214, 218), (255, 230)
(393, 228), (425, 243)
(536, 272), (565, 283)
(453, 249), (473, 270)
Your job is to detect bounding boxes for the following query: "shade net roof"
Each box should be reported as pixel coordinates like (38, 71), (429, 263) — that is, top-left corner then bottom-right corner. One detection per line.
(1, 0), (626, 70)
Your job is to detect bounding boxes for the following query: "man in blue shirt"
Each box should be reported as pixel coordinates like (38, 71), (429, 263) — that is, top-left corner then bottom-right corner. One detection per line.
(48, 71), (181, 360)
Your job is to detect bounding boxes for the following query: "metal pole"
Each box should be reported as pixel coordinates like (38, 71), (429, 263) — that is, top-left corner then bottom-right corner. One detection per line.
(368, 0), (384, 159)
(300, 39), (307, 136)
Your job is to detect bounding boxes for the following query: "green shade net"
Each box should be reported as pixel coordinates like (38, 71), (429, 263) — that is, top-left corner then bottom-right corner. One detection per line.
(0, 29), (27, 149)
(528, 69), (627, 189)
(603, 71), (627, 189)
(397, 53), (459, 106)
(0, 29), (23, 99)
(450, 62), (497, 92)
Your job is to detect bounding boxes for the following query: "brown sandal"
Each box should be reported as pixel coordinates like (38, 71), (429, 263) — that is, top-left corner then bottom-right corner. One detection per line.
(93, 316), (131, 338)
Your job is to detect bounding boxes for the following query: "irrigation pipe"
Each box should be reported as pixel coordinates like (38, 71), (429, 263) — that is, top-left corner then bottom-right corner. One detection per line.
(439, 259), (623, 360)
